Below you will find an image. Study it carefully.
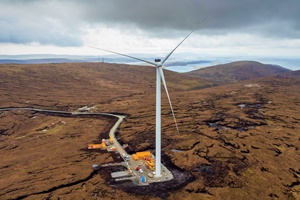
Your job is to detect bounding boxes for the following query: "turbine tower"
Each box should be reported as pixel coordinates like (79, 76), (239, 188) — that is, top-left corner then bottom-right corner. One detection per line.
(90, 23), (202, 177)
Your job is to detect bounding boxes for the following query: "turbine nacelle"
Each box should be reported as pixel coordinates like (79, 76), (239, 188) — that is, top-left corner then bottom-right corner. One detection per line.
(154, 59), (163, 68)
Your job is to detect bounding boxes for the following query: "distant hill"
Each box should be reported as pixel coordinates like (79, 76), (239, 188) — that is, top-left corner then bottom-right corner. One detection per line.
(0, 62), (212, 108)
(281, 69), (300, 79)
(0, 58), (80, 64)
(186, 61), (291, 85)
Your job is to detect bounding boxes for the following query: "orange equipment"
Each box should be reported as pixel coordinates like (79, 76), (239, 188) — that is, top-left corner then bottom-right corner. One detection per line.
(132, 151), (151, 160)
(109, 136), (114, 144)
(101, 141), (107, 150)
(145, 158), (155, 171)
(132, 154), (139, 160)
(88, 144), (102, 149)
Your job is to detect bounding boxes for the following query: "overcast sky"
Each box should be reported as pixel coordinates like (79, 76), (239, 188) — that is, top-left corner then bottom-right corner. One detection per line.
(1, 0), (300, 60)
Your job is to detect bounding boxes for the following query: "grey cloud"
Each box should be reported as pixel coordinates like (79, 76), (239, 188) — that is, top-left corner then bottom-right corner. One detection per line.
(0, 0), (83, 46)
(0, 18), (82, 46)
(79, 0), (300, 38)
(0, 0), (299, 46)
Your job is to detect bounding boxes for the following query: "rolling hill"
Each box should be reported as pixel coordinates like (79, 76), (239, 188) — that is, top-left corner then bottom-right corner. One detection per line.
(0, 62), (299, 199)
(186, 61), (291, 85)
(0, 62), (212, 109)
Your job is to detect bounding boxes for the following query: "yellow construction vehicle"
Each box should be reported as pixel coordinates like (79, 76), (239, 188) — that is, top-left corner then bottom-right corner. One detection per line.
(109, 136), (114, 144)
(131, 151), (155, 170)
(145, 158), (155, 171)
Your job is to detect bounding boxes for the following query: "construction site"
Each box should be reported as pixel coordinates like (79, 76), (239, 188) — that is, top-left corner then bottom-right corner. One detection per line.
(88, 136), (173, 186)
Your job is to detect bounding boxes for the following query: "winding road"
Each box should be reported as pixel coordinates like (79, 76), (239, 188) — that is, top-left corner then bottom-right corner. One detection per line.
(0, 107), (127, 155)
(1, 107), (173, 185)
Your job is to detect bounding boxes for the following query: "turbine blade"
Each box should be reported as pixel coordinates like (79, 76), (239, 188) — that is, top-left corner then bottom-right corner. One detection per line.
(89, 46), (157, 66)
(161, 17), (208, 65)
(158, 67), (179, 134)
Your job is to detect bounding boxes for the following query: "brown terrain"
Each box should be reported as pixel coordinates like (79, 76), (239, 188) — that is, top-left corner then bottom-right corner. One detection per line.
(0, 62), (299, 200)
(187, 61), (290, 85)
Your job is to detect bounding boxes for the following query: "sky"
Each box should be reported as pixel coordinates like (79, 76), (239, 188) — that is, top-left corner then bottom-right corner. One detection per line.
(0, 0), (300, 69)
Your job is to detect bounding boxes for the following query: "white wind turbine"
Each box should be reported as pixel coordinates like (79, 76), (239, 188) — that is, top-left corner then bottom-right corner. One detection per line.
(90, 23), (203, 177)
